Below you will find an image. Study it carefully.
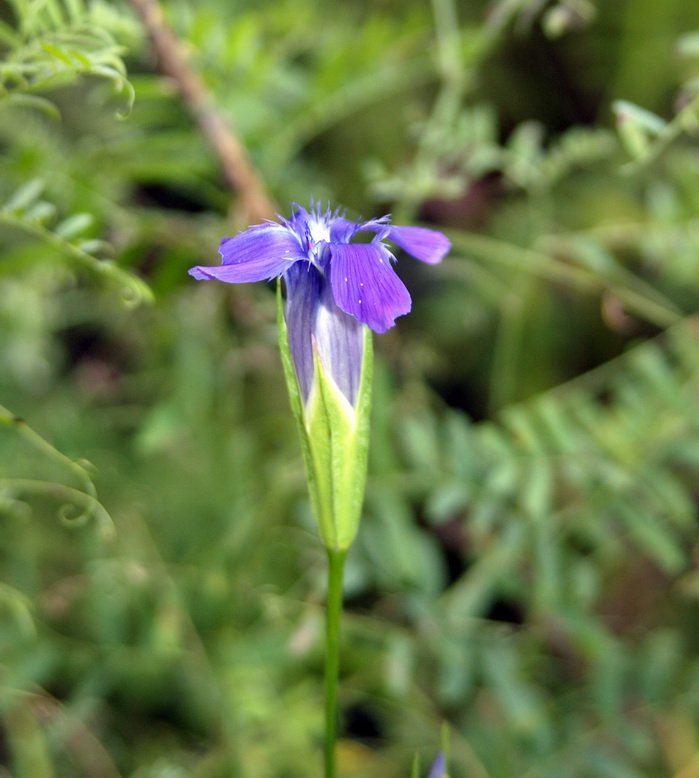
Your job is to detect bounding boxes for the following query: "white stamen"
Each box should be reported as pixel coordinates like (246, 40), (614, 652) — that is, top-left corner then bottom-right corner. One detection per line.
(307, 215), (331, 244)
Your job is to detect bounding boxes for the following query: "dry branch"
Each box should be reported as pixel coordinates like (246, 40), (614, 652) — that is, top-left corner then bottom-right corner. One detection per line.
(129, 0), (277, 223)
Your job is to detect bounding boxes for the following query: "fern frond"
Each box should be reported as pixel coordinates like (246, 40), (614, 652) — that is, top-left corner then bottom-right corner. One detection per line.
(505, 125), (618, 191)
(0, 178), (152, 306)
(399, 319), (699, 600)
(0, 0), (136, 114)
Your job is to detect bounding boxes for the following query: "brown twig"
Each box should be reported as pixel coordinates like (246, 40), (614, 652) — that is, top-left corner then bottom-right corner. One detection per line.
(129, 0), (277, 224)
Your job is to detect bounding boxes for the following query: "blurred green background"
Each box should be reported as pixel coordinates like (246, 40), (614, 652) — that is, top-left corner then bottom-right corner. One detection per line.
(3, 0), (699, 775)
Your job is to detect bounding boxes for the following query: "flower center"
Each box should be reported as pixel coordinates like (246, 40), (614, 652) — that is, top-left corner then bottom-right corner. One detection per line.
(305, 214), (331, 268)
(307, 214), (331, 245)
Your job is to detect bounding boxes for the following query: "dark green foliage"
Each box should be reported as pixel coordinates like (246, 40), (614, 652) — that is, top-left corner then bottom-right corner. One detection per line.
(3, 0), (699, 776)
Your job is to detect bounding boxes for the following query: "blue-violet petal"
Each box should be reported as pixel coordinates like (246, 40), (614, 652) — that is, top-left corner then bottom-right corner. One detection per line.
(385, 225), (451, 264)
(285, 262), (364, 405)
(189, 224), (306, 283)
(427, 752), (446, 778)
(329, 242), (411, 334)
(329, 216), (359, 243)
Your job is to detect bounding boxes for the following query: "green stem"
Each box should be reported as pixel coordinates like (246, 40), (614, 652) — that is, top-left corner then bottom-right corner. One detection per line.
(324, 547), (347, 778)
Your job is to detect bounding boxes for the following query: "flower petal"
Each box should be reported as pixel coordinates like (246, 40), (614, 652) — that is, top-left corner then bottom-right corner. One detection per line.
(284, 262), (322, 402)
(189, 224), (306, 283)
(329, 242), (411, 334)
(285, 262), (364, 406)
(385, 225), (451, 264)
(427, 752), (446, 778)
(329, 216), (359, 243)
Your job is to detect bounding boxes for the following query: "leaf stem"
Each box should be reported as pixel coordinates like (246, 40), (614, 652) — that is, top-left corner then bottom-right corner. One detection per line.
(324, 547), (347, 778)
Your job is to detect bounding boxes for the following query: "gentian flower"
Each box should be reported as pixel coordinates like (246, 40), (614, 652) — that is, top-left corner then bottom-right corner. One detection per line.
(189, 203), (449, 550)
(189, 203), (449, 407)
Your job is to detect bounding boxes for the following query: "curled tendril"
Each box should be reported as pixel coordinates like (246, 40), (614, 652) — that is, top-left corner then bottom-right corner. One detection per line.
(0, 480), (116, 541)
(57, 501), (91, 527)
(92, 259), (154, 307)
(115, 81), (136, 120)
(119, 275), (155, 308)
(1, 405), (116, 538)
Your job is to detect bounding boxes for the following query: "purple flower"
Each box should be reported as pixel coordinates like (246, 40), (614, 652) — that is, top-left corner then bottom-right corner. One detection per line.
(427, 752), (446, 778)
(189, 203), (449, 406)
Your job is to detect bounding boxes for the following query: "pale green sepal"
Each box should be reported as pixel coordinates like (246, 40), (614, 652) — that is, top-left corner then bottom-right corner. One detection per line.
(276, 280), (373, 551)
(276, 279), (306, 427)
(307, 325), (372, 550)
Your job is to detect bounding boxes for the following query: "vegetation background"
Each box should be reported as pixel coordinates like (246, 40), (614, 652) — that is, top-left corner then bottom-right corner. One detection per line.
(2, 0), (699, 775)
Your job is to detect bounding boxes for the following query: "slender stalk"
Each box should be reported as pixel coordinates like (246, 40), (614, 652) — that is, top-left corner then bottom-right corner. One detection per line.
(128, 0), (277, 223)
(324, 547), (347, 778)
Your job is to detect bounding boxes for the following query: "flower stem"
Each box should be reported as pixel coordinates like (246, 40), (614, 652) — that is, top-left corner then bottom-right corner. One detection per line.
(324, 547), (347, 778)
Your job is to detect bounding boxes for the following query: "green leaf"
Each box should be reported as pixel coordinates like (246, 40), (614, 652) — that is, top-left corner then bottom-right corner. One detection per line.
(613, 100), (667, 158)
(3, 93), (61, 118)
(616, 501), (686, 574)
(67, 48), (92, 68)
(2, 178), (45, 214)
(23, 201), (57, 223)
(54, 212), (93, 239)
(39, 41), (75, 65)
(76, 238), (111, 255)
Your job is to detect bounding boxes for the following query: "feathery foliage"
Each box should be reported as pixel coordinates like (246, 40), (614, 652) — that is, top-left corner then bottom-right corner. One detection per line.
(0, 0), (135, 116)
(2, 0), (699, 776)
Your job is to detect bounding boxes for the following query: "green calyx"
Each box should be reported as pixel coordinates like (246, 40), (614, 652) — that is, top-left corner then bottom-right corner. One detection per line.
(277, 280), (372, 551)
